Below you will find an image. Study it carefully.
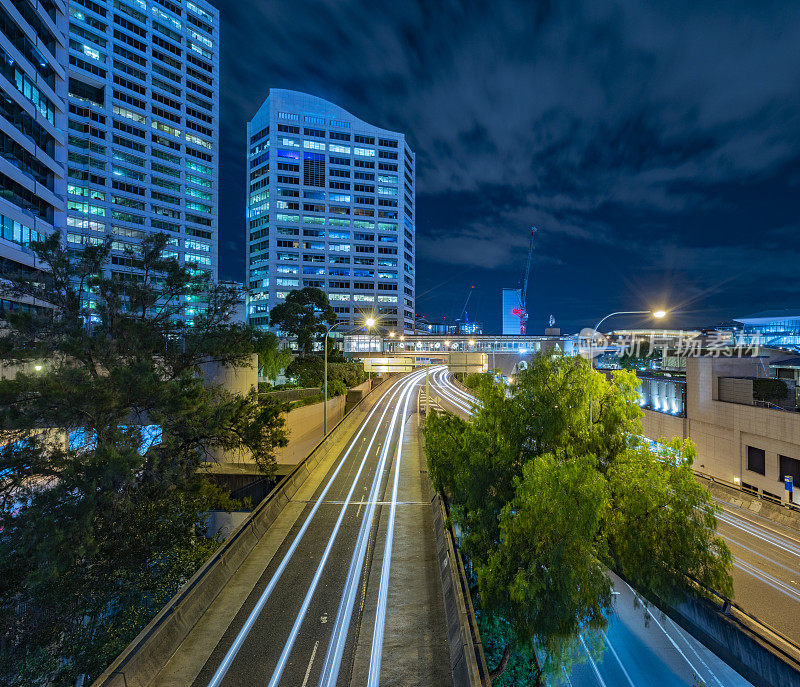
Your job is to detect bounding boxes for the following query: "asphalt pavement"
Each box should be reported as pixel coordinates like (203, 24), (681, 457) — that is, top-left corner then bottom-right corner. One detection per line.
(151, 368), (452, 687)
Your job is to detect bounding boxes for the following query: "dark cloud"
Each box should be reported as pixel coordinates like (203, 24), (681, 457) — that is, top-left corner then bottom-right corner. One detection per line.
(211, 0), (800, 332)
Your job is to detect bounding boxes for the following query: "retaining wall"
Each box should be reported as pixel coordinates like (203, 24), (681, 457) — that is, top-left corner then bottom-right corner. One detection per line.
(92, 374), (397, 687)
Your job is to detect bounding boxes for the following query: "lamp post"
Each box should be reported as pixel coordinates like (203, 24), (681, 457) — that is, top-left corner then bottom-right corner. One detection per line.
(323, 320), (347, 437)
(365, 316), (376, 387)
(588, 309), (667, 430)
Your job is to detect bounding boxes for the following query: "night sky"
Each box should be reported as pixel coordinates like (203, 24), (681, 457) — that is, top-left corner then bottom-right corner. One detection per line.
(209, 0), (800, 334)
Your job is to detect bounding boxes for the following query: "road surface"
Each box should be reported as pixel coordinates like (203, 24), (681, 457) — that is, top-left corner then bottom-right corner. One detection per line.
(153, 368), (453, 687)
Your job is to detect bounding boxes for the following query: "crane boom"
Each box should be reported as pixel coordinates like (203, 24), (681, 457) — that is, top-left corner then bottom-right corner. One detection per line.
(459, 285), (475, 323)
(520, 227), (537, 306)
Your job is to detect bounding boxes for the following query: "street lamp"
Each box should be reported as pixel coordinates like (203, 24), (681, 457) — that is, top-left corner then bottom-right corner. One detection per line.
(588, 309), (668, 430)
(364, 315), (376, 386)
(323, 319), (348, 436)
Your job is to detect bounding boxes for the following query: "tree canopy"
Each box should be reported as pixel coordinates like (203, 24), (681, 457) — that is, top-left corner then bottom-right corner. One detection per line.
(424, 354), (732, 684)
(268, 286), (336, 355)
(0, 232), (287, 685)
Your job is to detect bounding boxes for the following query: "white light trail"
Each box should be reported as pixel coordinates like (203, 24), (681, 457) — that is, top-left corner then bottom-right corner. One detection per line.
(316, 369), (429, 687)
(366, 365), (418, 686)
(206, 374), (410, 687)
(268, 370), (427, 687)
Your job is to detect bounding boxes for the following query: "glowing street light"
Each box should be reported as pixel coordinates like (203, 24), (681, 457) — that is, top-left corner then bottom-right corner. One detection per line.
(588, 308), (670, 430)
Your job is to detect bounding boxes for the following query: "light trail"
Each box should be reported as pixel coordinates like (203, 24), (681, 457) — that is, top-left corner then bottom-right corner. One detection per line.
(206, 373), (411, 687)
(366, 363), (419, 686)
(733, 557), (800, 603)
(717, 509), (800, 558)
(316, 368), (432, 687)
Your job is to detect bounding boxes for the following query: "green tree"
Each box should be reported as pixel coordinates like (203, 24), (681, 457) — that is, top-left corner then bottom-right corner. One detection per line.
(268, 287), (335, 355)
(424, 354), (732, 683)
(0, 233), (287, 685)
(252, 330), (292, 382)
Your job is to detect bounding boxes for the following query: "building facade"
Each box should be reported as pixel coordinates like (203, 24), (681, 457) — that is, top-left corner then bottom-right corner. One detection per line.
(0, 0), (68, 314)
(501, 288), (521, 335)
(65, 0), (219, 320)
(246, 89), (416, 334)
(641, 353), (800, 506)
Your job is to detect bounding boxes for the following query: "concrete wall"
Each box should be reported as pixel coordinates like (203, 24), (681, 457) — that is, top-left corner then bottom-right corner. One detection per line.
(274, 378), (374, 466)
(274, 395), (346, 466)
(92, 373), (404, 687)
(640, 356), (800, 504)
(641, 408), (688, 442)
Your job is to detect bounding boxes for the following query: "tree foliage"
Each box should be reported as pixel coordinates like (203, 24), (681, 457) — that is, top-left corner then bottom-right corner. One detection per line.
(284, 356), (366, 388)
(252, 330), (292, 382)
(268, 287), (335, 355)
(424, 354), (732, 684)
(0, 233), (288, 684)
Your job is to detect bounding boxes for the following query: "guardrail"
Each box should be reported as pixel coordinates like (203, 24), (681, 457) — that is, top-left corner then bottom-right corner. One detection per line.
(665, 576), (800, 687)
(431, 491), (492, 687)
(91, 374), (400, 687)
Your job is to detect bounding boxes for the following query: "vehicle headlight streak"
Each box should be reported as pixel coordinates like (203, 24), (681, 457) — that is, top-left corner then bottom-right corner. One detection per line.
(206, 372), (417, 687)
(366, 362), (419, 686)
(316, 368), (438, 687)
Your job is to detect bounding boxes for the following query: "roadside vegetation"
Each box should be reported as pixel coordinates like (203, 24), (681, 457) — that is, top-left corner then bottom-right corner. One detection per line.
(424, 354), (733, 685)
(0, 233), (288, 685)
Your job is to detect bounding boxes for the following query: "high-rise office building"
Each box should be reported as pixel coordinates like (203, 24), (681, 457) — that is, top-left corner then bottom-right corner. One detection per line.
(246, 90), (416, 334)
(65, 0), (219, 319)
(0, 0), (67, 314)
(502, 288), (522, 335)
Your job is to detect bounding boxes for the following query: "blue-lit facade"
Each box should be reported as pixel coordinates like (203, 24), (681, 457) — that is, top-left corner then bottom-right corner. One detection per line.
(502, 288), (521, 335)
(0, 0), (67, 313)
(734, 311), (800, 352)
(246, 90), (416, 333)
(65, 0), (219, 321)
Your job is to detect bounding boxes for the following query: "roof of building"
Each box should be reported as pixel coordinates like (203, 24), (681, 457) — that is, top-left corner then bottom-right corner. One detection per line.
(735, 310), (800, 324)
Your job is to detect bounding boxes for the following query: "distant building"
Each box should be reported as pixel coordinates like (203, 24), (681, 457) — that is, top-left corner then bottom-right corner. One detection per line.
(219, 280), (247, 323)
(246, 89), (416, 334)
(456, 320), (482, 335)
(501, 288), (521, 335)
(65, 0), (220, 321)
(639, 351), (800, 506)
(734, 311), (800, 352)
(0, 0), (67, 315)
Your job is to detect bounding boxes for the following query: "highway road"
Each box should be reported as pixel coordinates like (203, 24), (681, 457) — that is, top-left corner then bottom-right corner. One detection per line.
(174, 368), (451, 687)
(714, 500), (800, 645)
(427, 369), (755, 687)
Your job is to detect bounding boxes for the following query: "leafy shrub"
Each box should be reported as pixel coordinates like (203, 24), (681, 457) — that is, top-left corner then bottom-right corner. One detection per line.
(285, 356), (366, 388)
(326, 379), (347, 397)
(753, 377), (789, 401)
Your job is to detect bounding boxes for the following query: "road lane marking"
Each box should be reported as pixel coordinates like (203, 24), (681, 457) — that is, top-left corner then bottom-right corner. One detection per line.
(268, 370), (428, 687)
(599, 630), (636, 687)
(579, 634), (608, 687)
(367, 374), (418, 686)
(205, 374), (411, 687)
(317, 369), (435, 687)
(301, 641), (319, 687)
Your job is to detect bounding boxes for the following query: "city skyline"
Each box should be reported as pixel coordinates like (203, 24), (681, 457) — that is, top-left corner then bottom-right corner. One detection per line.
(210, 0), (800, 333)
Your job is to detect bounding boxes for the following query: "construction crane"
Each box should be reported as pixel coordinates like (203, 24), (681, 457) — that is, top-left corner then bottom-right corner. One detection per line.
(457, 285), (476, 325)
(511, 227), (537, 335)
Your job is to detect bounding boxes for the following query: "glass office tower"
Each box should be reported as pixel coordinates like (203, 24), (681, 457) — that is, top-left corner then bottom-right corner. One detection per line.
(65, 0), (219, 321)
(246, 89), (416, 334)
(0, 0), (67, 314)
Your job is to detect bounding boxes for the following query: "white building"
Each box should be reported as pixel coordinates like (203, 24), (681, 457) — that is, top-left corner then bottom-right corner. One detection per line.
(246, 89), (416, 334)
(65, 0), (219, 320)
